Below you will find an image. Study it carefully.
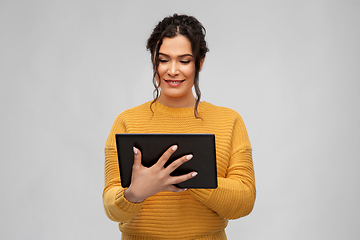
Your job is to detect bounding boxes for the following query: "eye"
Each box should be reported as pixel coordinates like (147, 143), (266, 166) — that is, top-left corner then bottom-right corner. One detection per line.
(159, 59), (168, 63)
(180, 60), (191, 64)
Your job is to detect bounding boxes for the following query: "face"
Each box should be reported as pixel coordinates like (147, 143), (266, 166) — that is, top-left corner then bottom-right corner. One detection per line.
(156, 35), (201, 108)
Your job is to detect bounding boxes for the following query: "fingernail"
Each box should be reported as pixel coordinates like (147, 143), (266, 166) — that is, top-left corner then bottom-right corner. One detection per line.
(133, 147), (138, 155)
(172, 145), (178, 151)
(192, 172), (198, 177)
(186, 154), (193, 160)
(183, 188), (188, 191)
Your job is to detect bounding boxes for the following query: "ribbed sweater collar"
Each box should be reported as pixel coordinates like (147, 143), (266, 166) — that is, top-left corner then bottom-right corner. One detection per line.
(151, 101), (209, 117)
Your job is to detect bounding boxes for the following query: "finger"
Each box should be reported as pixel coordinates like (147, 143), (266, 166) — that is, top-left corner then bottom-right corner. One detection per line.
(170, 171), (198, 185)
(133, 147), (142, 167)
(165, 154), (193, 174)
(156, 145), (178, 167)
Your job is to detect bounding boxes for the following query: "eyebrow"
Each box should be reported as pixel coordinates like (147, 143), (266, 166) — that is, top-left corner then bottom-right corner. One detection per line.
(159, 53), (193, 58)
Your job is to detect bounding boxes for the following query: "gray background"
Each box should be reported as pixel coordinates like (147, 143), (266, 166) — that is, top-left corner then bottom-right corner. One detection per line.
(1, 0), (359, 239)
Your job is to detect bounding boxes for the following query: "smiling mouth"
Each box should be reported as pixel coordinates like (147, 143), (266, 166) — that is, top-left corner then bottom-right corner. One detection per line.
(165, 80), (185, 83)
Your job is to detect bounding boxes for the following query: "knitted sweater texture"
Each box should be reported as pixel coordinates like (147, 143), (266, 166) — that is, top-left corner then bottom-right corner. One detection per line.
(103, 101), (256, 240)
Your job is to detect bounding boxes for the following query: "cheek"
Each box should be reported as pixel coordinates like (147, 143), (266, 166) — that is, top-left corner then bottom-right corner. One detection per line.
(156, 65), (166, 85)
(157, 65), (167, 77)
(183, 65), (196, 78)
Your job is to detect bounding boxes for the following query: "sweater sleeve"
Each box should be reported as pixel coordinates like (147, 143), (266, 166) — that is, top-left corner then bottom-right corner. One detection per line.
(188, 114), (256, 220)
(102, 115), (145, 223)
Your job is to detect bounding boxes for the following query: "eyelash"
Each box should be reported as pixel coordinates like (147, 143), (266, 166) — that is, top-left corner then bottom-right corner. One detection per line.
(159, 59), (191, 64)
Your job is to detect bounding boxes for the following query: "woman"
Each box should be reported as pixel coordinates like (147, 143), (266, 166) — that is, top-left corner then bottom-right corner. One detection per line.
(103, 14), (256, 239)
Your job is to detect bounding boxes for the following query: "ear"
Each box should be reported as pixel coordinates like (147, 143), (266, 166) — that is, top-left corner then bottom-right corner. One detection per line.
(199, 58), (205, 72)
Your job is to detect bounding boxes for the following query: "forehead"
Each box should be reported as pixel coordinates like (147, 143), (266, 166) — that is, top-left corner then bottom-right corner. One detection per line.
(159, 35), (192, 56)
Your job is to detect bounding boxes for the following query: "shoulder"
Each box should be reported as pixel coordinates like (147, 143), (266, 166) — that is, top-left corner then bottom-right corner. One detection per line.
(113, 101), (152, 123)
(203, 102), (251, 148)
(118, 101), (151, 117)
(201, 101), (243, 121)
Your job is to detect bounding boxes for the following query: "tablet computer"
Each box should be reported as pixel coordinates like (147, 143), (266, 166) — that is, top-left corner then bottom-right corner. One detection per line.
(115, 133), (217, 189)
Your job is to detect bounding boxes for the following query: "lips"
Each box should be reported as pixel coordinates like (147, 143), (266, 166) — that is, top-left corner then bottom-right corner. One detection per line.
(165, 80), (185, 83)
(164, 79), (185, 87)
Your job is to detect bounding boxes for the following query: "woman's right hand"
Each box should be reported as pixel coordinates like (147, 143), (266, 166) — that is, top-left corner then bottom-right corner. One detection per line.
(124, 145), (197, 203)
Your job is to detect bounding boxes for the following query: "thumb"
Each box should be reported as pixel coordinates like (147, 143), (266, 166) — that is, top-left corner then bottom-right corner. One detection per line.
(133, 147), (142, 167)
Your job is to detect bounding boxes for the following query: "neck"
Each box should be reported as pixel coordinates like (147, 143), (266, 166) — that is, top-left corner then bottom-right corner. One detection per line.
(158, 94), (196, 108)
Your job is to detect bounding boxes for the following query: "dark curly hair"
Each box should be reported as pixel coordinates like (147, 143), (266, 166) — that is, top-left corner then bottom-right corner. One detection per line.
(146, 13), (209, 118)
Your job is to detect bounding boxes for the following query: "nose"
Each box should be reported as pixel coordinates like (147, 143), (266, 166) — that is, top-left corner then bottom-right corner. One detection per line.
(167, 61), (179, 76)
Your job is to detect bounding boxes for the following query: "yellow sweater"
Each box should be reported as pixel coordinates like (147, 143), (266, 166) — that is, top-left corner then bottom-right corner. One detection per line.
(103, 101), (256, 240)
